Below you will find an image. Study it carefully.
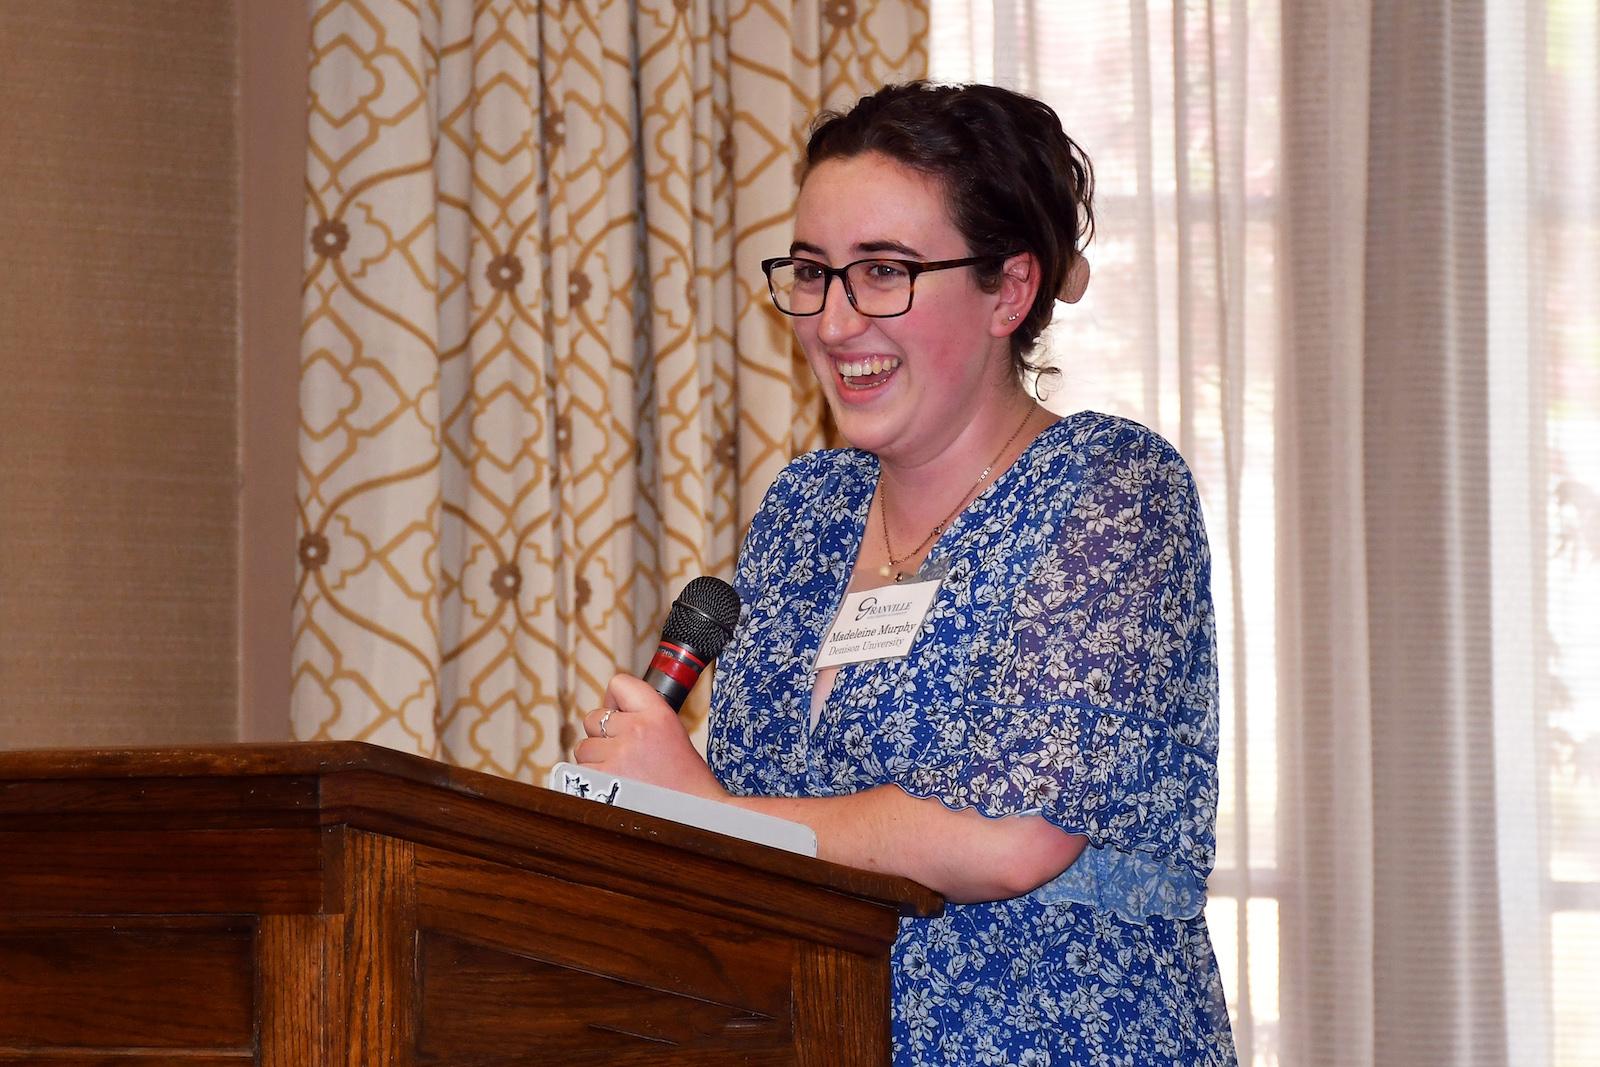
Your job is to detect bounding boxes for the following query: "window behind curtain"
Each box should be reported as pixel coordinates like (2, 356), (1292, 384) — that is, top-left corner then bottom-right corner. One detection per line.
(1496, 0), (1600, 1061)
(932, 1), (1600, 1064)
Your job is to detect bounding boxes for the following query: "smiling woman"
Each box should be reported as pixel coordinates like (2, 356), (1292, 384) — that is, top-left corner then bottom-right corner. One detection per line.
(577, 82), (1236, 1067)
(785, 150), (1031, 474)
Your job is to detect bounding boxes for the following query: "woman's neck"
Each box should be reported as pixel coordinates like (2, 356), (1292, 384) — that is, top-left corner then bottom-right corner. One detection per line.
(875, 395), (1043, 529)
(869, 394), (1051, 583)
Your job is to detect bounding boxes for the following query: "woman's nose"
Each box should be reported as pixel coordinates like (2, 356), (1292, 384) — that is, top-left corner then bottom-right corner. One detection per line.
(817, 275), (868, 343)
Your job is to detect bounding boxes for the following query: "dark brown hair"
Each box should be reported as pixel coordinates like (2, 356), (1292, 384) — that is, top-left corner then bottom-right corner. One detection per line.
(804, 81), (1095, 383)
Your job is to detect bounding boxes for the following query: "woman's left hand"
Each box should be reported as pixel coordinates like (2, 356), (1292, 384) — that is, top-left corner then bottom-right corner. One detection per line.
(575, 674), (730, 802)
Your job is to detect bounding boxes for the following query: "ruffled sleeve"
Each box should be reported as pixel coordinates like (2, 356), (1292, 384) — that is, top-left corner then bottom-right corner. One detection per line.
(900, 419), (1220, 920)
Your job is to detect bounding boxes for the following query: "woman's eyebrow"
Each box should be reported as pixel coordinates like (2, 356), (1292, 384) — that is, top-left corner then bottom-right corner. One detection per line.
(786, 239), (925, 259)
(857, 239), (921, 257)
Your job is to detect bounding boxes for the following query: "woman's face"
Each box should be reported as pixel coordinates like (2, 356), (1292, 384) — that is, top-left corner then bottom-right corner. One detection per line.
(789, 152), (1020, 468)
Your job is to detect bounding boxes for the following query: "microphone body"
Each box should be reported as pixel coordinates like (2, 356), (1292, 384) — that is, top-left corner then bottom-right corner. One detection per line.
(645, 577), (742, 711)
(643, 642), (708, 711)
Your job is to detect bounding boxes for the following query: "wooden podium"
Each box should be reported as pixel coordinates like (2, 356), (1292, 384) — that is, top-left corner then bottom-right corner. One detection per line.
(0, 743), (941, 1066)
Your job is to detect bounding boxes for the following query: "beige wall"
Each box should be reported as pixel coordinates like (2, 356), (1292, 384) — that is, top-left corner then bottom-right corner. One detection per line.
(240, 1), (308, 742)
(0, 1), (305, 748)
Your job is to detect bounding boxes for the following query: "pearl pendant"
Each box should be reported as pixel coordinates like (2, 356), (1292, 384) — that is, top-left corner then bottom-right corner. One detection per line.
(879, 564), (892, 579)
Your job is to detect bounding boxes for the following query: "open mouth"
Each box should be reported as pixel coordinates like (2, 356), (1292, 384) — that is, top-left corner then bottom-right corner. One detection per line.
(837, 356), (901, 390)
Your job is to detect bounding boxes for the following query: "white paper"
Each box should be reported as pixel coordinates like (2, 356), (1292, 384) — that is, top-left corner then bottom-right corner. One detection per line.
(546, 762), (818, 857)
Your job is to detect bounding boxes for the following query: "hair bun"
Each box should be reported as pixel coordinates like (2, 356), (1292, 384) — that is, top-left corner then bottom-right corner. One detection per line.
(1059, 257), (1090, 303)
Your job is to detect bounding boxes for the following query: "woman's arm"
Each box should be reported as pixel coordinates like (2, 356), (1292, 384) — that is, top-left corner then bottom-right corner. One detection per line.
(577, 675), (1087, 904)
(728, 779), (1087, 904)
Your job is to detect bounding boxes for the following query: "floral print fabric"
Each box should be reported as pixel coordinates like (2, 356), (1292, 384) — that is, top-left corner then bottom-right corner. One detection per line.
(707, 413), (1236, 1065)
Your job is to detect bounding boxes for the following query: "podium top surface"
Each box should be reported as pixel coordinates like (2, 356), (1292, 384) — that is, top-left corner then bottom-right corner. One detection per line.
(0, 741), (943, 920)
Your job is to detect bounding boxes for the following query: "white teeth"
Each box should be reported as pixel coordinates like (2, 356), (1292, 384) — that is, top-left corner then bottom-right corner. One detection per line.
(839, 357), (900, 380)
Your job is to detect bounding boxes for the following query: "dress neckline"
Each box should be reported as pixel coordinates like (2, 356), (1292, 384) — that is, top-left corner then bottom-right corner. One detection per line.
(853, 410), (1075, 559)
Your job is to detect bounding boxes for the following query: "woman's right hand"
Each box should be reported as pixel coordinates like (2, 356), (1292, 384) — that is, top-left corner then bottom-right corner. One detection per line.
(575, 674), (730, 803)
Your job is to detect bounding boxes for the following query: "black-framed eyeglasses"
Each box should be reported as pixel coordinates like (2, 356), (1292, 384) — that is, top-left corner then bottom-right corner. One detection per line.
(760, 255), (1009, 318)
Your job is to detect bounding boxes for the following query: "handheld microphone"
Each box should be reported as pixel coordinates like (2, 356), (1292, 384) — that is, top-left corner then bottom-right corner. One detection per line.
(644, 577), (742, 711)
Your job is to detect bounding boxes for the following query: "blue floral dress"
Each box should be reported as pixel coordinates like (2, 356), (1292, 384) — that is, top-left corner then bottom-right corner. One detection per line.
(707, 412), (1237, 1066)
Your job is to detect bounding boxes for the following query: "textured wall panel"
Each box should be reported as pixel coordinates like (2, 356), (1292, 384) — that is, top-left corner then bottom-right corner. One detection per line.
(0, 1), (239, 745)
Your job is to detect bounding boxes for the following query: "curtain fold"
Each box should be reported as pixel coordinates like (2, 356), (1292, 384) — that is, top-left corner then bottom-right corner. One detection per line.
(1483, 2), (1551, 1059)
(292, 0), (927, 780)
(1276, 0), (1376, 1062)
(1281, 0), (1514, 1063)
(1363, 2), (1507, 1062)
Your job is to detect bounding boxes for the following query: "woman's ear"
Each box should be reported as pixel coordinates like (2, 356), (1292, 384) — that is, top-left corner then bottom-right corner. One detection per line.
(993, 253), (1043, 335)
(1059, 257), (1090, 303)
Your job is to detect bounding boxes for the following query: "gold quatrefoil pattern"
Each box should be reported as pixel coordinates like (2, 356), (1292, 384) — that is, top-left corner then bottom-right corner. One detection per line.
(292, 0), (927, 783)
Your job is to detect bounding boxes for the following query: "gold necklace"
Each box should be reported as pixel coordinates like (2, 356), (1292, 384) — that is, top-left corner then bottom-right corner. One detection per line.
(878, 407), (1036, 582)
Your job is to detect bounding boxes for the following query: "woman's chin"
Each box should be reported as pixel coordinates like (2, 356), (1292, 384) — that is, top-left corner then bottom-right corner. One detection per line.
(819, 365), (913, 453)
(828, 406), (905, 458)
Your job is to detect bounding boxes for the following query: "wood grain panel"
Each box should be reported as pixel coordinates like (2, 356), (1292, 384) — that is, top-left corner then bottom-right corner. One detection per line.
(0, 775), (321, 830)
(792, 943), (892, 1067)
(330, 770), (919, 953)
(416, 847), (794, 1016)
(340, 831), (415, 1067)
(416, 932), (795, 1067)
(260, 913), (339, 1067)
(0, 746), (922, 1067)
(0, 829), (322, 914)
(0, 745), (940, 928)
(0, 918), (253, 1049)
(0, 1051), (250, 1065)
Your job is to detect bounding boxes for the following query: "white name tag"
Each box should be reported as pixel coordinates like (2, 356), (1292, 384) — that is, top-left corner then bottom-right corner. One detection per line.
(815, 579), (942, 669)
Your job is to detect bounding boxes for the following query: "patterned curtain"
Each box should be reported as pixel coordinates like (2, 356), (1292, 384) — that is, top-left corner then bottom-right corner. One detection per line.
(292, 0), (927, 781)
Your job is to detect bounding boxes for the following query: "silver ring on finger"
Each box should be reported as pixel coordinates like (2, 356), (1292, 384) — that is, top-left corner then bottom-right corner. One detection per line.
(599, 708), (614, 738)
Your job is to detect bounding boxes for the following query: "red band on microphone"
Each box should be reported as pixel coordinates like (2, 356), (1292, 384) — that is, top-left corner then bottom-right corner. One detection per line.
(648, 641), (706, 690)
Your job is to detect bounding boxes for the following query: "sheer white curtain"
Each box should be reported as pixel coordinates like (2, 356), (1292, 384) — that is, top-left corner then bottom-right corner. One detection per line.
(933, 0), (1600, 1065)
(1489, 1), (1600, 1062)
(1284, 0), (1600, 1063)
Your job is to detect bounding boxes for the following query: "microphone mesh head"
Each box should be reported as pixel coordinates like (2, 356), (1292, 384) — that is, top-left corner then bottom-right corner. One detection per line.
(661, 576), (742, 662)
